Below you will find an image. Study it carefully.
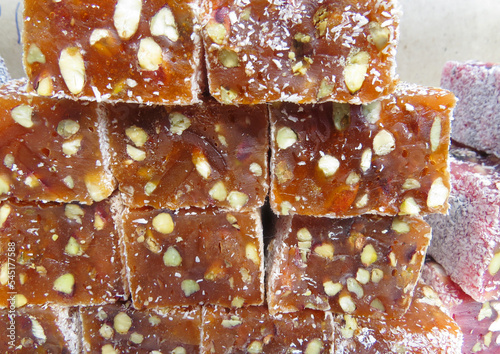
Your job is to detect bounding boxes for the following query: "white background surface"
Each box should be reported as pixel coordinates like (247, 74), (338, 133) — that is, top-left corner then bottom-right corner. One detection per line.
(0, 0), (499, 87)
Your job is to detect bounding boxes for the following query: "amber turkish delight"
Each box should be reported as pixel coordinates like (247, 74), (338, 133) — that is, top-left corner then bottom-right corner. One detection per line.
(427, 148), (500, 302)
(0, 305), (79, 353)
(200, 0), (399, 105)
(333, 281), (463, 353)
(23, 0), (203, 105)
(0, 79), (115, 204)
(201, 306), (333, 353)
(0, 200), (125, 307)
(118, 207), (264, 309)
(107, 100), (269, 211)
(270, 83), (455, 217)
(267, 214), (431, 318)
(81, 303), (201, 353)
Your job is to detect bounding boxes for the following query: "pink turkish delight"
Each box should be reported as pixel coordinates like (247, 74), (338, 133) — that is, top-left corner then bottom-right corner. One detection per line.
(441, 61), (500, 158)
(426, 148), (500, 302)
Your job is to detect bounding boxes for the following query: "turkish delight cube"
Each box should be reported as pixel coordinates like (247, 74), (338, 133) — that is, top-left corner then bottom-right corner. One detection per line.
(81, 303), (201, 353)
(107, 99), (269, 211)
(23, 0), (203, 105)
(267, 214), (431, 318)
(0, 80), (115, 204)
(0, 199), (125, 307)
(201, 306), (334, 353)
(200, 0), (400, 104)
(333, 281), (463, 353)
(270, 83), (455, 217)
(441, 61), (500, 158)
(426, 149), (500, 302)
(118, 207), (264, 309)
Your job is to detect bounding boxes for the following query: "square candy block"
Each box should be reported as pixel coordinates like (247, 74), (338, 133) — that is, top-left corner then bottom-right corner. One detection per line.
(441, 61), (500, 158)
(422, 261), (500, 354)
(201, 0), (399, 104)
(201, 306), (333, 353)
(107, 100), (269, 211)
(23, 0), (203, 105)
(0, 80), (115, 204)
(427, 149), (500, 302)
(333, 281), (463, 353)
(267, 214), (431, 318)
(81, 304), (201, 353)
(0, 200), (125, 307)
(118, 207), (264, 309)
(270, 83), (456, 217)
(0, 305), (80, 353)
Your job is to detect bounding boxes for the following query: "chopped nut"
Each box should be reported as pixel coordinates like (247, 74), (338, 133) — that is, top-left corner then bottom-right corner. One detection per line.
(15, 294), (28, 308)
(484, 331), (493, 347)
(280, 201), (293, 215)
(249, 163), (263, 177)
(57, 119), (80, 139)
(152, 212), (174, 234)
(344, 51), (370, 93)
(209, 181), (227, 201)
(11, 105), (34, 128)
(62, 138), (82, 157)
(478, 302), (493, 321)
(30, 317), (47, 344)
(399, 197), (421, 215)
(126, 144), (146, 161)
(371, 268), (384, 283)
(339, 293), (356, 313)
(169, 112), (191, 135)
(340, 315), (358, 339)
(318, 155), (340, 177)
(373, 129), (396, 156)
(113, 312), (132, 334)
(360, 244), (378, 266)
(101, 344), (117, 354)
(231, 296), (245, 308)
(65, 204), (84, 224)
(294, 32), (311, 43)
(323, 281), (343, 297)
(206, 21), (227, 44)
(219, 87), (238, 104)
(276, 127), (298, 150)
(313, 6), (329, 37)
(347, 277), (364, 298)
(89, 29), (113, 46)
(192, 151), (211, 179)
(53, 273), (75, 294)
(37, 76), (53, 96)
(388, 252), (397, 267)
(370, 298), (386, 312)
(64, 237), (84, 256)
(171, 348), (186, 354)
(368, 22), (390, 50)
(3, 154), (14, 169)
(163, 246), (182, 267)
(125, 126), (148, 147)
(391, 218), (410, 233)
(0, 175), (10, 195)
(113, 0), (142, 40)
(355, 194), (368, 208)
(245, 243), (260, 265)
(317, 78), (334, 100)
(332, 103), (351, 131)
(227, 191), (249, 211)
(24, 175), (40, 188)
(427, 177), (449, 208)
(204, 262), (225, 281)
(84, 171), (113, 202)
(0, 204), (11, 228)
(430, 116), (442, 152)
(0, 263), (8, 285)
(130, 332), (144, 344)
(360, 149), (372, 172)
(362, 101), (382, 124)
(59, 47), (86, 95)
(150, 7), (179, 42)
(297, 227), (313, 262)
(149, 315), (161, 326)
(144, 181), (158, 196)
(313, 242), (334, 260)
(488, 251), (500, 276)
(138, 37), (163, 71)
(26, 44), (46, 64)
(305, 338), (323, 354)
(218, 49), (239, 68)
(402, 178), (421, 190)
(99, 324), (114, 339)
(222, 316), (242, 328)
(181, 279), (200, 297)
(345, 172), (360, 185)
(94, 214), (105, 230)
(356, 268), (370, 285)
(247, 340), (263, 354)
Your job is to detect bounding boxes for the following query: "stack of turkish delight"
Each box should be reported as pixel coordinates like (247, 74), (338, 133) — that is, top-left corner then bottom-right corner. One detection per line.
(0, 0), (469, 352)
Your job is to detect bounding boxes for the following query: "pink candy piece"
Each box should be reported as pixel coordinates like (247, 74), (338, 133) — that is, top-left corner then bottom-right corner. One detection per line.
(441, 61), (500, 158)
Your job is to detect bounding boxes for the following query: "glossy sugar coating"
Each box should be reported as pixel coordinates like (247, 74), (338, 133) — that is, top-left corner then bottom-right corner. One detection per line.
(0, 79), (115, 204)
(23, 0), (203, 105)
(333, 281), (463, 353)
(0, 200), (126, 307)
(422, 262), (500, 354)
(107, 99), (269, 211)
(441, 61), (500, 158)
(0, 306), (80, 353)
(81, 304), (201, 353)
(118, 207), (264, 309)
(270, 83), (455, 217)
(267, 214), (431, 318)
(427, 149), (500, 302)
(201, 0), (399, 105)
(201, 306), (333, 353)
